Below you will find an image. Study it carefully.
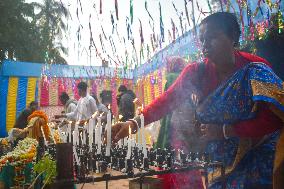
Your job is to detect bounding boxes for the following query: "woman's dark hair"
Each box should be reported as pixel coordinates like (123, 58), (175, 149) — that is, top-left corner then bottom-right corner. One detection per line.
(77, 81), (88, 91)
(201, 12), (241, 46)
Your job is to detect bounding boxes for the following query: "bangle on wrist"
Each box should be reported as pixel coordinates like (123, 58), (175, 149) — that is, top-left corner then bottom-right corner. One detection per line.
(223, 124), (230, 139)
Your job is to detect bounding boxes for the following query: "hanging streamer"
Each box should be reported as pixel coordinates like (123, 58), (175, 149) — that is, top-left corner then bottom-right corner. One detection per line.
(6, 77), (18, 133)
(130, 0), (134, 24)
(126, 17), (133, 40)
(111, 13), (115, 34)
(168, 29), (172, 43)
(26, 77), (37, 108)
(145, 1), (154, 21)
(100, 0), (102, 14)
(0, 76), (8, 137)
(184, 0), (190, 27)
(115, 0), (119, 20)
(139, 19), (144, 45)
(206, 0), (212, 14)
(171, 18), (176, 40)
(16, 77), (28, 118)
(99, 34), (106, 53)
(159, 2), (165, 42)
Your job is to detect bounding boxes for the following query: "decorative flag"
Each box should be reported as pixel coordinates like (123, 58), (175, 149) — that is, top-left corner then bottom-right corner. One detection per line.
(115, 0), (119, 20)
(206, 0), (212, 14)
(100, 0), (102, 14)
(159, 2), (165, 42)
(171, 18), (176, 40)
(130, 0), (134, 24)
(139, 19), (144, 45)
(184, 0), (190, 27)
(145, 1), (154, 21)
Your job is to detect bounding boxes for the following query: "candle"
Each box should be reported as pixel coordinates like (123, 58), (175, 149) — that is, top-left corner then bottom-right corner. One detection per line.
(118, 139), (122, 148)
(72, 131), (76, 146)
(140, 114), (147, 158)
(123, 137), (127, 147)
(40, 126), (47, 146)
(74, 122), (79, 145)
(82, 129), (86, 145)
(106, 110), (111, 156)
(73, 146), (80, 165)
(80, 132), (83, 145)
(68, 122), (72, 143)
(89, 118), (94, 151)
(97, 118), (102, 154)
(126, 126), (132, 159)
(137, 128), (141, 150)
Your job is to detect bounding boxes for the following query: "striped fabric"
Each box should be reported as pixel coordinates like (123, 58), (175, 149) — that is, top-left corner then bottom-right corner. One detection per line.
(6, 77), (18, 132)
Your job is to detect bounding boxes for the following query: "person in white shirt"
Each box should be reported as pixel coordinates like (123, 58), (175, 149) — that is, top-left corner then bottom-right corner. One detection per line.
(55, 82), (98, 123)
(59, 92), (77, 115)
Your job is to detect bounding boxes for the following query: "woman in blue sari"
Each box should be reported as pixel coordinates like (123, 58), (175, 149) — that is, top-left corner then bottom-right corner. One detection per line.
(110, 12), (284, 189)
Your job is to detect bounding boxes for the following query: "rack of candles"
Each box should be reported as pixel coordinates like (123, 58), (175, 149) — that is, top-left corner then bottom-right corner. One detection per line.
(49, 110), (225, 189)
(51, 142), (225, 189)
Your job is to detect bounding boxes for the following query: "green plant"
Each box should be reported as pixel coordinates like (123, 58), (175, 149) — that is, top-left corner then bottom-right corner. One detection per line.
(29, 154), (57, 189)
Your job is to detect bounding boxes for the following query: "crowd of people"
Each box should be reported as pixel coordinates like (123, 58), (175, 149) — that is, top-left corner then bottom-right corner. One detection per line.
(7, 11), (284, 189)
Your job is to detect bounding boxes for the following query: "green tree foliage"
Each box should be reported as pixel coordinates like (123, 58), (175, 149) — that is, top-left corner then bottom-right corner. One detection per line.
(32, 0), (69, 64)
(0, 0), (69, 64)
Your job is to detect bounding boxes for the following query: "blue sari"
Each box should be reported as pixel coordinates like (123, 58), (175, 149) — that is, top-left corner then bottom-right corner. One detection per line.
(195, 62), (284, 188)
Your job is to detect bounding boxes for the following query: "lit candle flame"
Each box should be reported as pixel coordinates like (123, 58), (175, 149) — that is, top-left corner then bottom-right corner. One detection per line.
(133, 98), (138, 103)
(108, 104), (111, 110)
(91, 111), (99, 118)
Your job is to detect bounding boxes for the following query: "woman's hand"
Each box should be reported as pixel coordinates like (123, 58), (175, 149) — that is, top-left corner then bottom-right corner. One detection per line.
(199, 124), (236, 142)
(199, 124), (224, 142)
(105, 121), (137, 143)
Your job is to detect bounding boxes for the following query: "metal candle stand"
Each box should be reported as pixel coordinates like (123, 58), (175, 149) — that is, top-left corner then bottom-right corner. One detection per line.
(47, 143), (226, 189)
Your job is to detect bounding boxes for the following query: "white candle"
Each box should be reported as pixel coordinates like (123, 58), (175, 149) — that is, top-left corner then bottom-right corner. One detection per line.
(88, 118), (94, 151)
(118, 139), (122, 148)
(82, 129), (86, 145)
(140, 114), (147, 158)
(126, 126), (132, 159)
(97, 118), (102, 154)
(123, 138), (127, 147)
(72, 131), (76, 146)
(106, 110), (111, 156)
(68, 122), (72, 143)
(40, 127), (48, 146)
(137, 129), (142, 150)
(73, 146), (80, 165)
(74, 122), (79, 145)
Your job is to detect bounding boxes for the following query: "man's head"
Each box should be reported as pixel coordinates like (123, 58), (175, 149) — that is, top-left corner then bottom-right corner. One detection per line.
(29, 101), (39, 112)
(59, 92), (70, 105)
(117, 85), (127, 96)
(77, 81), (88, 97)
(199, 12), (241, 63)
